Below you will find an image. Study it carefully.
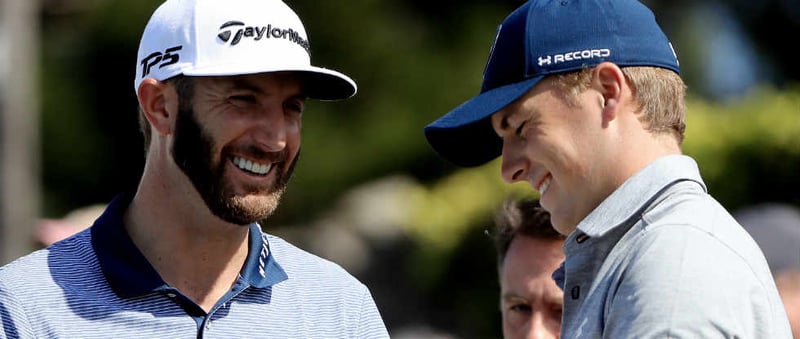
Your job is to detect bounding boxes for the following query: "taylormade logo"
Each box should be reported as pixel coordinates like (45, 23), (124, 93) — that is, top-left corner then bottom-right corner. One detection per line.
(537, 48), (611, 67)
(217, 21), (310, 53)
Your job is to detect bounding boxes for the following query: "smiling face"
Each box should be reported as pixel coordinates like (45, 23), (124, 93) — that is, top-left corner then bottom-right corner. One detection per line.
(490, 76), (613, 235)
(170, 72), (305, 225)
(500, 235), (565, 339)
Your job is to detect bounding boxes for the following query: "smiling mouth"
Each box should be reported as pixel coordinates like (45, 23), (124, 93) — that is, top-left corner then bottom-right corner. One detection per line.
(537, 175), (551, 195)
(231, 156), (273, 176)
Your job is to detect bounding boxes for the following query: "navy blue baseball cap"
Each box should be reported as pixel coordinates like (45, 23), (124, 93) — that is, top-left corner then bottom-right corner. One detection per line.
(424, 0), (680, 167)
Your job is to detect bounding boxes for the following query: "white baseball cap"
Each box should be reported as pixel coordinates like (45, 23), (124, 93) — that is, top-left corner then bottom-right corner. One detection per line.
(134, 0), (356, 100)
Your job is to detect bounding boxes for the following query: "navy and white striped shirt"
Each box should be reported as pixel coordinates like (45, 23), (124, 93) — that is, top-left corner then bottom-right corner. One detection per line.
(0, 194), (389, 338)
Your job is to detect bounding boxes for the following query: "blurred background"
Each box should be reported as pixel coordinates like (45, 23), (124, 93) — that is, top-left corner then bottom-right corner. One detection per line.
(1, 0), (799, 338)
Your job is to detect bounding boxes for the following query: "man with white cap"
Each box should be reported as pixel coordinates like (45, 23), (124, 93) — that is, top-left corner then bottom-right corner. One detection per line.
(424, 0), (791, 337)
(0, 0), (389, 337)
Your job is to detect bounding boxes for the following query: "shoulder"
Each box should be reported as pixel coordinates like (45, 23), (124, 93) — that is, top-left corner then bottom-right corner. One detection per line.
(261, 233), (386, 331)
(603, 195), (789, 336)
(0, 248), (51, 297)
(1, 229), (99, 297)
(624, 190), (773, 291)
(265, 234), (365, 289)
(635, 189), (772, 281)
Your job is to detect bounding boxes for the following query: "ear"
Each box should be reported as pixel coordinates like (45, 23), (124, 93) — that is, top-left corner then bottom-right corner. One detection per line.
(593, 62), (626, 123)
(137, 78), (176, 136)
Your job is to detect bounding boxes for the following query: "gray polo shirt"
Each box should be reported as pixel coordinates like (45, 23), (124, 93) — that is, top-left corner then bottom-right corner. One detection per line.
(557, 155), (792, 338)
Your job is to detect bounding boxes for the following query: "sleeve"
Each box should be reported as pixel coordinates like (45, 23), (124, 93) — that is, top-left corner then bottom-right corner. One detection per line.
(603, 225), (788, 338)
(356, 285), (390, 339)
(0, 280), (34, 339)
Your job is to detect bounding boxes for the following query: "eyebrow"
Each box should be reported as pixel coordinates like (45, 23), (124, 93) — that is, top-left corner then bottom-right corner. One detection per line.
(501, 292), (526, 303)
(228, 78), (265, 94)
(228, 77), (307, 101)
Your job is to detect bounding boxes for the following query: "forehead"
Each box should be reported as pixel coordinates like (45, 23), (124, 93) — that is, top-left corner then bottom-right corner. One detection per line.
(490, 78), (557, 129)
(502, 235), (564, 276)
(500, 236), (564, 300)
(193, 72), (305, 95)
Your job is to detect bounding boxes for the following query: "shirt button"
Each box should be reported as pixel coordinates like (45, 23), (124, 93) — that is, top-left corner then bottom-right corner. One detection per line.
(166, 293), (176, 298)
(571, 286), (581, 300)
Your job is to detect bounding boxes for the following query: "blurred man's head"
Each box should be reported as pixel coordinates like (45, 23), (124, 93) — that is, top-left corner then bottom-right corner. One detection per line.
(494, 198), (566, 339)
(735, 203), (800, 338)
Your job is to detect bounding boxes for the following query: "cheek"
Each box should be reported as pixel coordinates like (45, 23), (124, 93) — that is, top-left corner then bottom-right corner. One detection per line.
(285, 114), (302, 137)
(502, 310), (527, 334)
(503, 135), (534, 161)
(290, 120), (302, 139)
(286, 120), (302, 152)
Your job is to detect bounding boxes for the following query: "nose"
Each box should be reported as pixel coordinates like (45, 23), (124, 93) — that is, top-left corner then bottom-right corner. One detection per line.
(500, 140), (527, 184)
(526, 311), (558, 339)
(250, 104), (294, 152)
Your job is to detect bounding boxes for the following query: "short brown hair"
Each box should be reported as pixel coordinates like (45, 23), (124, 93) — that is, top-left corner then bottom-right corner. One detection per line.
(492, 197), (565, 267)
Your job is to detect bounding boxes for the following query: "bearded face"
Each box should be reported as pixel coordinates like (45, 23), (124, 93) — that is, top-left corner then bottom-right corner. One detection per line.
(170, 95), (299, 225)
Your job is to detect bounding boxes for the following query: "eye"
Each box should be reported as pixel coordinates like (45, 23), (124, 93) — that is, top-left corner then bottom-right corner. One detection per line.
(284, 98), (305, 115)
(515, 121), (528, 138)
(229, 94), (257, 104)
(507, 303), (532, 313)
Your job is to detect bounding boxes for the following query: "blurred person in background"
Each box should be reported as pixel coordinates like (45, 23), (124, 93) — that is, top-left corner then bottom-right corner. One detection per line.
(423, 0), (791, 337)
(735, 203), (800, 338)
(0, 0), (389, 337)
(33, 204), (105, 248)
(493, 197), (565, 339)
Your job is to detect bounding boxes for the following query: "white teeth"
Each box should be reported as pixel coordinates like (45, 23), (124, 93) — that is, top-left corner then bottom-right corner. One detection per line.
(232, 156), (272, 175)
(538, 176), (551, 195)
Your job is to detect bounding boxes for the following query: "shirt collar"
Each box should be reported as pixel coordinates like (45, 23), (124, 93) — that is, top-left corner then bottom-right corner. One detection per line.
(91, 193), (288, 298)
(571, 154), (706, 239)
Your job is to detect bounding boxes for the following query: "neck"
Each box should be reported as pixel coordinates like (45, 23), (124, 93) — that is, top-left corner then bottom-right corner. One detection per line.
(620, 132), (681, 178)
(124, 161), (251, 312)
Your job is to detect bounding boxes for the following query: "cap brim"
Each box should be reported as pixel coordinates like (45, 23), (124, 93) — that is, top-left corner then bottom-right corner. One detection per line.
(424, 76), (543, 167)
(298, 66), (357, 101)
(183, 65), (357, 101)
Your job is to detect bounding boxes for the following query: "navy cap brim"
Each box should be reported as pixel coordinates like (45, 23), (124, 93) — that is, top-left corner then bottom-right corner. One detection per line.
(424, 75), (543, 167)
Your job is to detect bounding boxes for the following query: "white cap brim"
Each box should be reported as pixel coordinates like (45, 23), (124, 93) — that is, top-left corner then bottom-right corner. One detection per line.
(183, 64), (357, 101)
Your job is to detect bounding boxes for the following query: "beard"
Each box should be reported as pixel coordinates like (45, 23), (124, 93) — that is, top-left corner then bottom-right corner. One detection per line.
(170, 104), (298, 225)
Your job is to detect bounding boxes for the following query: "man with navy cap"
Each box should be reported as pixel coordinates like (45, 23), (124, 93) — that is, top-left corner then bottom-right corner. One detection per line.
(0, 0), (389, 337)
(425, 0), (791, 337)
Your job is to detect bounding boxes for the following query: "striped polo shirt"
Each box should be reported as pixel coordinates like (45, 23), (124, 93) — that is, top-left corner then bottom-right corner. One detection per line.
(0, 194), (389, 338)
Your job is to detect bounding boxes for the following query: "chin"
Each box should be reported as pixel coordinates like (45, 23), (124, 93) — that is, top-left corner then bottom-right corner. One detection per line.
(231, 193), (282, 220)
(549, 213), (576, 236)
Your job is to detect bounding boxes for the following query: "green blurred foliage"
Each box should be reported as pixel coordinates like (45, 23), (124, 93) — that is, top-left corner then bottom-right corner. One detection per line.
(683, 86), (800, 209)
